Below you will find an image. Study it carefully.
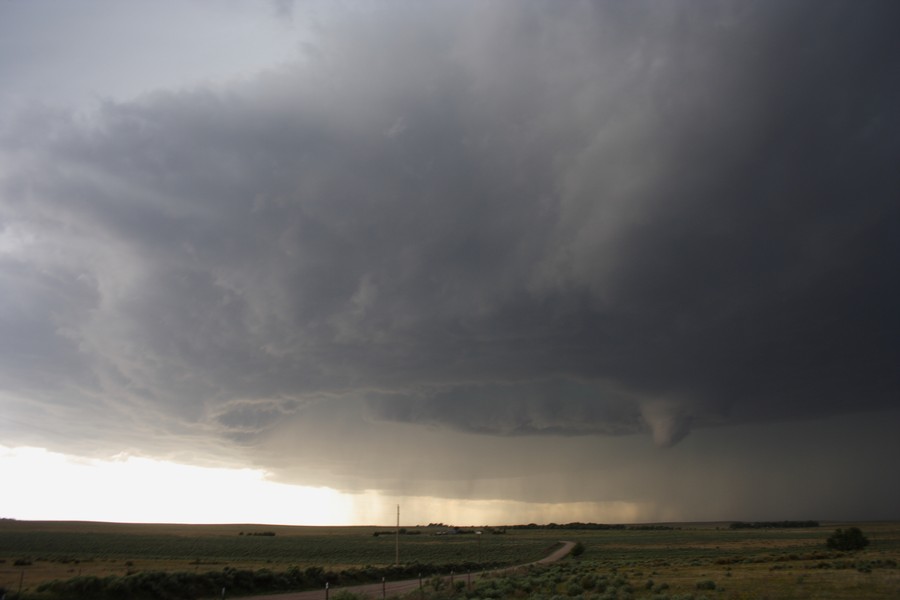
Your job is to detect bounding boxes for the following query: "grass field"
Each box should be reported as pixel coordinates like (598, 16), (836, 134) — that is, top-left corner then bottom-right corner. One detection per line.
(0, 520), (555, 596)
(545, 522), (900, 599)
(1, 520), (898, 599)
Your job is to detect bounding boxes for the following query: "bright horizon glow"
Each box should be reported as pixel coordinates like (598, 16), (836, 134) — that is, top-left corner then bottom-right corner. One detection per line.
(0, 446), (355, 525)
(0, 446), (649, 526)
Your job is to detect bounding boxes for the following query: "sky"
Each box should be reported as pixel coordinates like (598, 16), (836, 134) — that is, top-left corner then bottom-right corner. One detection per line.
(1, 0), (899, 526)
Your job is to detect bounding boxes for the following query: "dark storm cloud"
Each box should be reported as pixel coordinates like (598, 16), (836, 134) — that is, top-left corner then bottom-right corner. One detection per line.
(367, 379), (644, 436)
(1, 0), (898, 465)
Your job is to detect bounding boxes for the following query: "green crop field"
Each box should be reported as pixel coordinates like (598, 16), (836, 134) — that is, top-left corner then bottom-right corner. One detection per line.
(1, 520), (898, 599)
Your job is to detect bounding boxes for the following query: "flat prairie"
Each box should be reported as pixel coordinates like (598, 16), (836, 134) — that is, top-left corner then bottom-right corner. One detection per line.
(1, 520), (898, 599)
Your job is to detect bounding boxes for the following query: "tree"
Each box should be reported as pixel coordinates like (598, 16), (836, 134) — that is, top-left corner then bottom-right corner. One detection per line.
(826, 527), (869, 551)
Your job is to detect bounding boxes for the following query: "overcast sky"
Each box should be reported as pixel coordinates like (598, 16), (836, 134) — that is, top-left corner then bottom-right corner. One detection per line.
(1, 0), (899, 525)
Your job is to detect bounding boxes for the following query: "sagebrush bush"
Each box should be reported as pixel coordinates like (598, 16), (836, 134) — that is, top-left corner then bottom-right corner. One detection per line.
(826, 527), (869, 551)
(696, 579), (716, 590)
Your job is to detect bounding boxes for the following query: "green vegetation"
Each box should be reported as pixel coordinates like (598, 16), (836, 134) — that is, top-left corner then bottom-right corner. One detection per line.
(0, 522), (552, 568)
(1, 520), (898, 600)
(31, 562), (493, 600)
(827, 527), (870, 552)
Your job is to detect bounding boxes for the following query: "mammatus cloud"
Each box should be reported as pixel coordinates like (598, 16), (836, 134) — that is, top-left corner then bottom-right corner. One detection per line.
(0, 1), (898, 498)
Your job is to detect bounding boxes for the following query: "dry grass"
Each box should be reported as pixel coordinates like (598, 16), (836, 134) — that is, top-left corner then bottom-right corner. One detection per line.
(1, 520), (898, 598)
(637, 562), (900, 599)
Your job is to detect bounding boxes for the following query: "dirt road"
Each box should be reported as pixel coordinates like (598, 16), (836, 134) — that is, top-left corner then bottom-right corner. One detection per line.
(248, 541), (576, 600)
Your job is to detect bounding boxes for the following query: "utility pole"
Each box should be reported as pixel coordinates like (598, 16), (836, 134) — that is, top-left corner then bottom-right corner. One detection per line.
(395, 504), (400, 565)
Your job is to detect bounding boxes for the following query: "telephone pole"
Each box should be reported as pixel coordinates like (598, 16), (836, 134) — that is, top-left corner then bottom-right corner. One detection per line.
(395, 504), (400, 565)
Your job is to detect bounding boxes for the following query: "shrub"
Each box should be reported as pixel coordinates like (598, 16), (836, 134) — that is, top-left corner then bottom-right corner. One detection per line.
(826, 527), (870, 551)
(696, 579), (716, 590)
(579, 574), (596, 590)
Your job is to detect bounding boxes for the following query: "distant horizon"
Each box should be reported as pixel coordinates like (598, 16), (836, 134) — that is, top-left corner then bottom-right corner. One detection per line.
(4, 516), (887, 529)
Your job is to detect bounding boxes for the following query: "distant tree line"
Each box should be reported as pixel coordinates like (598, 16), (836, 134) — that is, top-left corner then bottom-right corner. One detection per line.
(238, 531), (276, 536)
(423, 522), (674, 531)
(729, 521), (819, 530)
(509, 522), (675, 531)
(372, 528), (422, 537)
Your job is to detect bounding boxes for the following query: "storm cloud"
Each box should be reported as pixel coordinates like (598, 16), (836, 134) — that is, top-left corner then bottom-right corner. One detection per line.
(1, 1), (898, 516)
